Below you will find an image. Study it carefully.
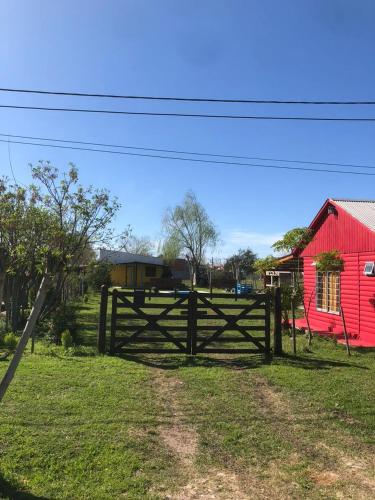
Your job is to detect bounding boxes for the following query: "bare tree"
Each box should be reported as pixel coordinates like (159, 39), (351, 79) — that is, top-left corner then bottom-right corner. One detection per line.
(116, 226), (154, 256)
(162, 191), (219, 287)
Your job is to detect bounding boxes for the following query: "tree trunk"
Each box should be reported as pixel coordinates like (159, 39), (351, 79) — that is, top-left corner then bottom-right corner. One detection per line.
(0, 274), (51, 403)
(10, 276), (21, 333)
(0, 271), (5, 315)
(0, 249), (7, 316)
(235, 265), (240, 285)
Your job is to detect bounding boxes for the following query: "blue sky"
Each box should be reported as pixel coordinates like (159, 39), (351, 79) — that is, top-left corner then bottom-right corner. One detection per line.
(1, 0), (375, 257)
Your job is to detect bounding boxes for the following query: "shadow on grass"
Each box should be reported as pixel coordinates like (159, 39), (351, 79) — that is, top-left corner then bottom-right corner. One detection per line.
(273, 352), (369, 370)
(116, 351), (369, 371)
(0, 474), (48, 500)
(351, 346), (375, 354)
(118, 353), (270, 370)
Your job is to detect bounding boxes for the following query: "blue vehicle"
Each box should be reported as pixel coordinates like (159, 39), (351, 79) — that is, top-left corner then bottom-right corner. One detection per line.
(233, 283), (253, 295)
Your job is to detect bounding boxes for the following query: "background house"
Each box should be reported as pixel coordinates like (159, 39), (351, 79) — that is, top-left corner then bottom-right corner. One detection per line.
(266, 254), (303, 288)
(99, 249), (164, 288)
(167, 258), (190, 281)
(296, 199), (375, 347)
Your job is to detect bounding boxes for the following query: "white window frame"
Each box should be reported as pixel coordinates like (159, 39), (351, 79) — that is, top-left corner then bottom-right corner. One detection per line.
(364, 262), (375, 276)
(316, 270), (340, 315)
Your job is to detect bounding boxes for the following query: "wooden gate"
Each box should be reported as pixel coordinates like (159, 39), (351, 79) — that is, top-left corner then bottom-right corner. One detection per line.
(192, 292), (270, 354)
(98, 288), (278, 356)
(110, 289), (191, 354)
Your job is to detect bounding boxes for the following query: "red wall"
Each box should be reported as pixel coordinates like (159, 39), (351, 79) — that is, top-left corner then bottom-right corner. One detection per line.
(303, 254), (359, 336)
(301, 202), (375, 343)
(301, 203), (375, 256)
(358, 253), (375, 340)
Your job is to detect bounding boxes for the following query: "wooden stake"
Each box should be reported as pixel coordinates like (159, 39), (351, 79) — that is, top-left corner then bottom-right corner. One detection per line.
(303, 290), (314, 346)
(273, 287), (282, 355)
(97, 285), (108, 354)
(291, 296), (296, 355)
(339, 305), (351, 356)
(109, 288), (118, 355)
(0, 274), (51, 403)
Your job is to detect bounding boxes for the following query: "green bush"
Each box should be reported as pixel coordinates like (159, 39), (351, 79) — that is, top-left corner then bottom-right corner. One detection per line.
(314, 250), (344, 272)
(47, 304), (78, 344)
(3, 333), (18, 350)
(86, 261), (112, 291)
(61, 330), (74, 350)
(279, 284), (304, 328)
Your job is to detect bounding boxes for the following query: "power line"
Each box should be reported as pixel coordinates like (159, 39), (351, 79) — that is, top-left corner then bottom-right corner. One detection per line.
(1, 137), (374, 177)
(1, 132), (374, 171)
(1, 87), (375, 105)
(1, 104), (375, 121)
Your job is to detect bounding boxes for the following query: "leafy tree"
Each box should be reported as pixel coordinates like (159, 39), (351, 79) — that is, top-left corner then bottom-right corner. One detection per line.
(0, 179), (58, 332)
(224, 248), (257, 282)
(31, 162), (119, 313)
(161, 236), (182, 264)
(254, 255), (278, 288)
(86, 261), (112, 291)
(272, 227), (312, 254)
(254, 255), (278, 275)
(162, 191), (219, 286)
(0, 162), (119, 403)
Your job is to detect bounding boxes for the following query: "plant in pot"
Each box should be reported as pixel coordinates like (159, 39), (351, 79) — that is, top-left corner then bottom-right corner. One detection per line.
(314, 250), (344, 272)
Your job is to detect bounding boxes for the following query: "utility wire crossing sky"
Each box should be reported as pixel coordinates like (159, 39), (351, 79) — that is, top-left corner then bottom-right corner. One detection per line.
(2, 104), (375, 121)
(2, 87), (375, 105)
(2, 0), (375, 257)
(1, 134), (375, 177)
(3, 138), (375, 176)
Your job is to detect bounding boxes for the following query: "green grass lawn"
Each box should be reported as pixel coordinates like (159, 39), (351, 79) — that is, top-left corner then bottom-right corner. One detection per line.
(0, 293), (374, 499)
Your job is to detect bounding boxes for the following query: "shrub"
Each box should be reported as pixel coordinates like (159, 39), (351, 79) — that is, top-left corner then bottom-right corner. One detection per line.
(314, 250), (344, 272)
(61, 330), (74, 350)
(86, 261), (112, 291)
(47, 304), (78, 344)
(3, 333), (18, 350)
(278, 284), (304, 329)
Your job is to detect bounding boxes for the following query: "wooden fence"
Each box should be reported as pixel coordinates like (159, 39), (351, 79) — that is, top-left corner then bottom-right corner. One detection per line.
(97, 287), (282, 356)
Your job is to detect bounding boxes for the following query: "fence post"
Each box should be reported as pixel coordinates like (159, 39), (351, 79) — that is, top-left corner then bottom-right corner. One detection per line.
(291, 296), (296, 355)
(264, 292), (271, 357)
(187, 291), (197, 355)
(97, 285), (108, 354)
(109, 288), (117, 355)
(273, 287), (283, 355)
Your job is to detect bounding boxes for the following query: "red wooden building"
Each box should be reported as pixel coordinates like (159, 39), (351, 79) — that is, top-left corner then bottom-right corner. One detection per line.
(295, 199), (375, 347)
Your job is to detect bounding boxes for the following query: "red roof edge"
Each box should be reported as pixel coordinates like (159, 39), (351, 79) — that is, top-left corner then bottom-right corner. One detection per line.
(307, 198), (334, 231)
(290, 199), (334, 257)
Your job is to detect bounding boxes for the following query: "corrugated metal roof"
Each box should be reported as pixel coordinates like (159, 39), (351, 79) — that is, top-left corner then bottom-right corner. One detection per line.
(99, 249), (164, 265)
(332, 199), (375, 232)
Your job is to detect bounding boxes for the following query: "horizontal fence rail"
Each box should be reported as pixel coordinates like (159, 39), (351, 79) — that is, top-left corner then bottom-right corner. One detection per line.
(97, 287), (280, 356)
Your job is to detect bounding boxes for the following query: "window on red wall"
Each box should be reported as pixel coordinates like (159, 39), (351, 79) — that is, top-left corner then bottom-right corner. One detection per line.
(316, 271), (340, 314)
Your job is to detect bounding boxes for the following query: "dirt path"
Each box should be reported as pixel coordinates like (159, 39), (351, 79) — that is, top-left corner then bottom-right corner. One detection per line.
(150, 369), (375, 499)
(152, 370), (250, 499)
(251, 376), (375, 498)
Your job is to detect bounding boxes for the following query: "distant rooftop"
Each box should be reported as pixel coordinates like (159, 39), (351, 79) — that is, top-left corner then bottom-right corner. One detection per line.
(99, 249), (164, 266)
(332, 199), (375, 232)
